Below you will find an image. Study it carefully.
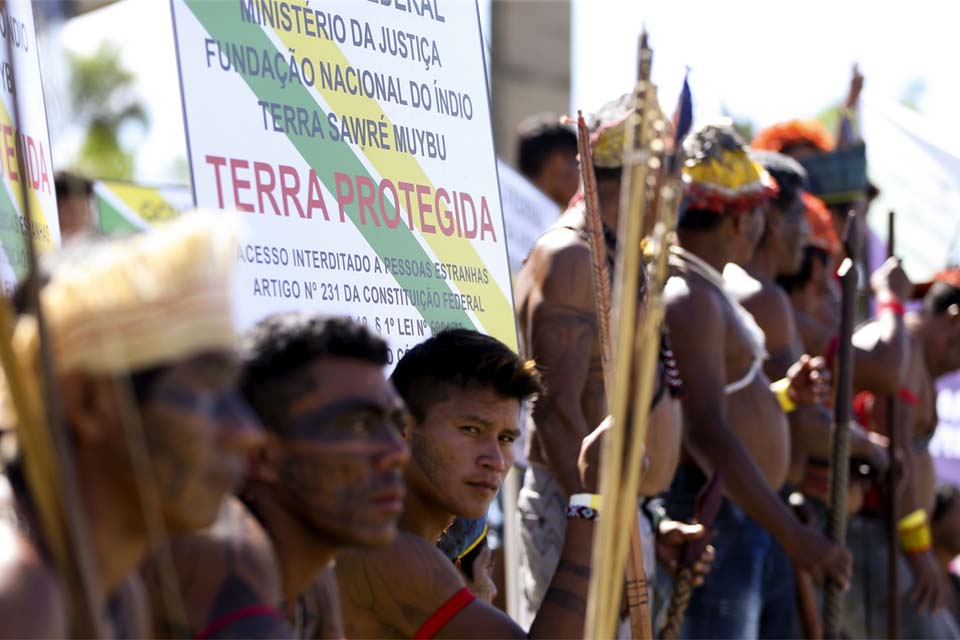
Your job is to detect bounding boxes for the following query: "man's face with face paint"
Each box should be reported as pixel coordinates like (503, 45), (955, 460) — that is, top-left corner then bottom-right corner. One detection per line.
(268, 357), (410, 548)
(139, 352), (264, 531)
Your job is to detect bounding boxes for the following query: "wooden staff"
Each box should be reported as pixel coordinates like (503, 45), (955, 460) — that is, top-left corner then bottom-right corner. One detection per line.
(0, 4), (106, 632)
(585, 31), (682, 640)
(823, 211), (860, 637)
(659, 471), (723, 639)
(885, 209), (901, 639)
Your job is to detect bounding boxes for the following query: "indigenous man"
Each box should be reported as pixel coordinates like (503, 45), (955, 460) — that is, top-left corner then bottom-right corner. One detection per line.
(0, 215), (264, 636)
(662, 122), (852, 638)
(336, 328), (603, 638)
(144, 313), (410, 639)
(841, 270), (960, 637)
(516, 114), (580, 209)
(514, 104), (702, 630)
(730, 153), (898, 487)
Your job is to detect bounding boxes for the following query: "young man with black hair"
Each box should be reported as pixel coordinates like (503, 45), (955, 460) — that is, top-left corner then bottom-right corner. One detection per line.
(0, 216), (265, 637)
(662, 123), (852, 638)
(336, 328), (606, 638)
(144, 312), (410, 638)
(516, 113), (580, 209)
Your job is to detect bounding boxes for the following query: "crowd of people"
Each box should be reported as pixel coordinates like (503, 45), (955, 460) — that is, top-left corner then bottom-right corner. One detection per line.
(0, 67), (957, 640)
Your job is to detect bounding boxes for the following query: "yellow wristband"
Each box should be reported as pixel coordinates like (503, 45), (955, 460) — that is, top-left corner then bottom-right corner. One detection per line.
(569, 493), (602, 511)
(771, 378), (797, 413)
(899, 509), (932, 554)
(898, 509), (927, 532)
(900, 523), (932, 554)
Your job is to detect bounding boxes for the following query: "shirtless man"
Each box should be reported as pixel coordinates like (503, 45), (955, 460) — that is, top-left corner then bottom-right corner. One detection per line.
(336, 329), (604, 638)
(731, 153), (899, 486)
(0, 216), (264, 637)
(841, 271), (960, 637)
(662, 123), (851, 638)
(514, 105), (694, 629)
(143, 313), (410, 639)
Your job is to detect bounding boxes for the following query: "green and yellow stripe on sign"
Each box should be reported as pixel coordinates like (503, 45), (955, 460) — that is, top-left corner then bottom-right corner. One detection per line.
(183, 1), (517, 351)
(0, 97), (55, 278)
(95, 181), (189, 236)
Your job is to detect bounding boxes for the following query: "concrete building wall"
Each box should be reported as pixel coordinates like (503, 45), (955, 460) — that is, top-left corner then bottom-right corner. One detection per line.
(489, 0), (571, 168)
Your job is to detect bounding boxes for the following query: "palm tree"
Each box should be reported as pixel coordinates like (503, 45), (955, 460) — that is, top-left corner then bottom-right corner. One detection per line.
(68, 41), (148, 180)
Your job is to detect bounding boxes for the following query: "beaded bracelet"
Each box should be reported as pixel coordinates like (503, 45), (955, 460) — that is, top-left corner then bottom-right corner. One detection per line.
(566, 504), (599, 521)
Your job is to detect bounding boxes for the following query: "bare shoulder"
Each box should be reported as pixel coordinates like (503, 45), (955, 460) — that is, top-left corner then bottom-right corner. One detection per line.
(527, 231), (594, 301)
(664, 270), (724, 328)
(336, 531), (464, 637)
(0, 484), (67, 637)
(144, 496), (285, 637)
(740, 279), (793, 328)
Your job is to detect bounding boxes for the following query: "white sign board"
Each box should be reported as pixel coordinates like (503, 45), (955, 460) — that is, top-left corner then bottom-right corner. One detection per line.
(170, 0), (516, 363)
(0, 1), (59, 296)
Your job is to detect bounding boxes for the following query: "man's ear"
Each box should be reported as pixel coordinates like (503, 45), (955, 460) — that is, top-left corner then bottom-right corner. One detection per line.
(247, 431), (283, 484)
(59, 371), (115, 444)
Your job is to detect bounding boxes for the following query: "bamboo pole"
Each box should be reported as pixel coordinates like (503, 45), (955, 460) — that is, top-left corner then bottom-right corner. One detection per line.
(584, 31), (683, 640)
(823, 211), (860, 637)
(885, 210), (901, 639)
(0, 3), (105, 632)
(577, 106), (652, 640)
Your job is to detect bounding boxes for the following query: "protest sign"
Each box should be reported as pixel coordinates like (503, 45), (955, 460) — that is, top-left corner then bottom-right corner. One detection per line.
(170, 0), (515, 362)
(0, 0), (58, 296)
(94, 180), (192, 235)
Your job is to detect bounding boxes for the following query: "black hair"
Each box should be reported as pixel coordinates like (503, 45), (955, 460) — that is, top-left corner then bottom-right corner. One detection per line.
(924, 281), (960, 316)
(750, 150), (807, 213)
(390, 329), (542, 423)
(934, 484), (960, 525)
(677, 206), (725, 232)
(54, 170), (93, 201)
(240, 313), (388, 429)
(776, 245), (830, 293)
(516, 114), (577, 180)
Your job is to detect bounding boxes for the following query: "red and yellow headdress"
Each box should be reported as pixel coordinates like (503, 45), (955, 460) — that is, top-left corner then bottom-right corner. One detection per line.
(682, 122), (778, 214)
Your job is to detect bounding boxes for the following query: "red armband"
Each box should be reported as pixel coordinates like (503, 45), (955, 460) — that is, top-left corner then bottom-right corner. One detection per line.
(414, 588), (476, 639)
(195, 605), (286, 640)
(877, 297), (905, 316)
(898, 387), (919, 406)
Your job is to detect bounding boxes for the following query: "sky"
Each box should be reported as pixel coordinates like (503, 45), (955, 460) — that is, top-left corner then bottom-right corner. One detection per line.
(571, 0), (959, 132)
(47, 0), (958, 186)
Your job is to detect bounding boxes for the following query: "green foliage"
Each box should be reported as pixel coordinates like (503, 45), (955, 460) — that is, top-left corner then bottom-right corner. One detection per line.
(67, 42), (148, 180)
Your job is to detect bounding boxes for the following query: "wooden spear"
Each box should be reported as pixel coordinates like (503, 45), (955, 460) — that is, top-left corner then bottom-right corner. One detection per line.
(885, 209), (901, 639)
(822, 210), (860, 637)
